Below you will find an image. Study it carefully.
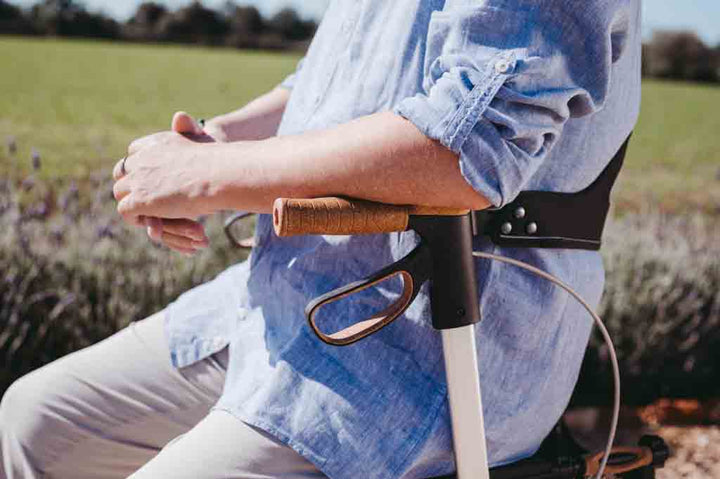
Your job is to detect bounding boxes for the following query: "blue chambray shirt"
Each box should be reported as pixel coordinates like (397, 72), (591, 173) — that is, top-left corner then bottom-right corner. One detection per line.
(165, 1), (642, 477)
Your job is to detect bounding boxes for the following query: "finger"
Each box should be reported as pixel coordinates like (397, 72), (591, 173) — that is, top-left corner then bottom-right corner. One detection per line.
(127, 131), (172, 156)
(117, 194), (139, 219)
(112, 157), (125, 181)
(160, 230), (207, 253)
(112, 176), (130, 202)
(157, 218), (208, 243)
(172, 111), (203, 135)
(145, 216), (164, 243)
(118, 194), (169, 222)
(119, 210), (144, 227)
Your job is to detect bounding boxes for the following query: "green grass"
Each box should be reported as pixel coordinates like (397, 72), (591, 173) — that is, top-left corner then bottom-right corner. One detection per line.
(1, 37), (719, 213)
(0, 36), (300, 178)
(619, 80), (720, 213)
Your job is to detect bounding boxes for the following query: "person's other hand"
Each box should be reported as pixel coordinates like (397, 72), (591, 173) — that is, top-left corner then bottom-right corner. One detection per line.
(143, 216), (209, 255)
(113, 112), (214, 254)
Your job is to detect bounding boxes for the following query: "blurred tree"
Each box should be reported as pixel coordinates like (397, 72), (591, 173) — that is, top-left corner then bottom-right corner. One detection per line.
(223, 2), (264, 49)
(641, 43), (649, 77)
(124, 2), (168, 41)
(29, 0), (76, 36)
(1, 1), (315, 51)
(29, 0), (118, 39)
(645, 31), (719, 83)
(268, 7), (316, 42)
(155, 1), (229, 45)
(0, 0), (34, 34)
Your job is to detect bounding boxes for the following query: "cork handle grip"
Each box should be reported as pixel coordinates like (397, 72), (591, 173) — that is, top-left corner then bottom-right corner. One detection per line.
(273, 197), (410, 237)
(273, 197), (471, 237)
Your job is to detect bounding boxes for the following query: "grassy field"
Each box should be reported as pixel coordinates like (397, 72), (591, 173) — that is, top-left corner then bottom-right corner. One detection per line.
(0, 37), (300, 177)
(1, 36), (719, 213)
(620, 80), (720, 214)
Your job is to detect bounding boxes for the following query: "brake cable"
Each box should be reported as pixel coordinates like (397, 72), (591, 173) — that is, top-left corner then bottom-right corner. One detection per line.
(472, 251), (619, 479)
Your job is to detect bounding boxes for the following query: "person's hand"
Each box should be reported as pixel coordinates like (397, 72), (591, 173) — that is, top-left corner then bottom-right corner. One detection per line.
(142, 216), (209, 255)
(197, 118), (230, 143)
(113, 112), (216, 254)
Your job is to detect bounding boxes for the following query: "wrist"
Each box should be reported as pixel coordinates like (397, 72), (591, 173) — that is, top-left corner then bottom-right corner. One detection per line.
(202, 141), (265, 213)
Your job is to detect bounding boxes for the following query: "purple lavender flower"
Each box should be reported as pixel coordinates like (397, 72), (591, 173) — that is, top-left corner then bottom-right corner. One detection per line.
(6, 136), (17, 155)
(31, 149), (41, 171)
(17, 230), (31, 254)
(60, 181), (80, 213)
(96, 222), (115, 240)
(50, 225), (65, 245)
(30, 201), (49, 218)
(21, 175), (35, 192)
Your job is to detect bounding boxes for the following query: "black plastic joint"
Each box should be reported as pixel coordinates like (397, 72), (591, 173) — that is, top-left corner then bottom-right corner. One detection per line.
(639, 435), (671, 468)
(408, 214), (481, 331)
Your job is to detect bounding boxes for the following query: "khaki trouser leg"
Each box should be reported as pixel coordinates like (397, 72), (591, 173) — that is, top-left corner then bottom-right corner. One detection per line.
(0, 312), (324, 479)
(130, 409), (326, 479)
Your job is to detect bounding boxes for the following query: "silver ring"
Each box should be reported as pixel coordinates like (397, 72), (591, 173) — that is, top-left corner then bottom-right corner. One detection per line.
(120, 156), (128, 176)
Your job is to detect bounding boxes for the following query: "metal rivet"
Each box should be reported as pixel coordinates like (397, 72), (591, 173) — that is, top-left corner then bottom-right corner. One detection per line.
(456, 307), (466, 318)
(514, 207), (526, 219)
(526, 222), (538, 235)
(501, 222), (513, 235)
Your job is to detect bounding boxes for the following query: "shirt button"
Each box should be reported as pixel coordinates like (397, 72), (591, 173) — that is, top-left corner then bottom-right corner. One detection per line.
(494, 59), (512, 74)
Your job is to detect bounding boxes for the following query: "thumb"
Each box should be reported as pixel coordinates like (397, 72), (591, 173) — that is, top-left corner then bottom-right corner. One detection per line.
(171, 111), (202, 135)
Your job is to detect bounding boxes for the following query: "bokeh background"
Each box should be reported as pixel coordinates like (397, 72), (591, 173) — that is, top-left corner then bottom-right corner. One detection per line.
(1, 1), (719, 476)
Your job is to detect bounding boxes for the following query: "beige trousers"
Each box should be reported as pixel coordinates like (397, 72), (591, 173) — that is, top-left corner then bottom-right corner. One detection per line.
(0, 313), (326, 479)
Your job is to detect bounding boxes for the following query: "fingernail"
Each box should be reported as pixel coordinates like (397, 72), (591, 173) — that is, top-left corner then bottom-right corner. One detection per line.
(192, 240), (208, 249)
(146, 226), (159, 242)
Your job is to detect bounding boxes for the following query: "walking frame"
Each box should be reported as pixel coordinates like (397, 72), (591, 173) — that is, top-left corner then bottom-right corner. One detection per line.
(224, 139), (670, 479)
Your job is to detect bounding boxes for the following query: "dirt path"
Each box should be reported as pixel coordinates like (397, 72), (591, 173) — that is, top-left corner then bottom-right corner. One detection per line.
(656, 426), (720, 478)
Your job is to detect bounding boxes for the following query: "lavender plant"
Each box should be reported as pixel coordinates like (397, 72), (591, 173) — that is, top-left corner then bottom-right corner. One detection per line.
(0, 170), (251, 393)
(1, 165), (718, 404)
(574, 211), (720, 405)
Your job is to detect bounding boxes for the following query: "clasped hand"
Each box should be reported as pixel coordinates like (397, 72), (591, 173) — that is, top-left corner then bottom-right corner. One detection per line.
(112, 112), (220, 255)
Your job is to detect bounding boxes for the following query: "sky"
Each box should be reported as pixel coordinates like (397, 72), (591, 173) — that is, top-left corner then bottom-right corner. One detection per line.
(8, 0), (720, 46)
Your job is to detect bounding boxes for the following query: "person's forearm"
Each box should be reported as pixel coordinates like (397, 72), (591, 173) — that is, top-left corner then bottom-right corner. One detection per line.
(205, 87), (291, 142)
(208, 111), (491, 214)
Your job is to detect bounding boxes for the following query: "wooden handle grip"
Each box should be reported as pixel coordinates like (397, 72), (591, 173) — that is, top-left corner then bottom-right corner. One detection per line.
(273, 197), (410, 237)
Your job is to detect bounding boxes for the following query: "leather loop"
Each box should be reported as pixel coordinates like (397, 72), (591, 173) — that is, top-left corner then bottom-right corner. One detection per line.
(305, 241), (432, 346)
(224, 212), (256, 249)
(584, 446), (654, 476)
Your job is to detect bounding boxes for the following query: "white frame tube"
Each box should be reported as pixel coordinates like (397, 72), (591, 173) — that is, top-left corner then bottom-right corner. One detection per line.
(441, 325), (490, 479)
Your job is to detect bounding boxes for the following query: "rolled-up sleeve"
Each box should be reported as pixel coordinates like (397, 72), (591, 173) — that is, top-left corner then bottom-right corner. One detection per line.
(395, 1), (629, 207)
